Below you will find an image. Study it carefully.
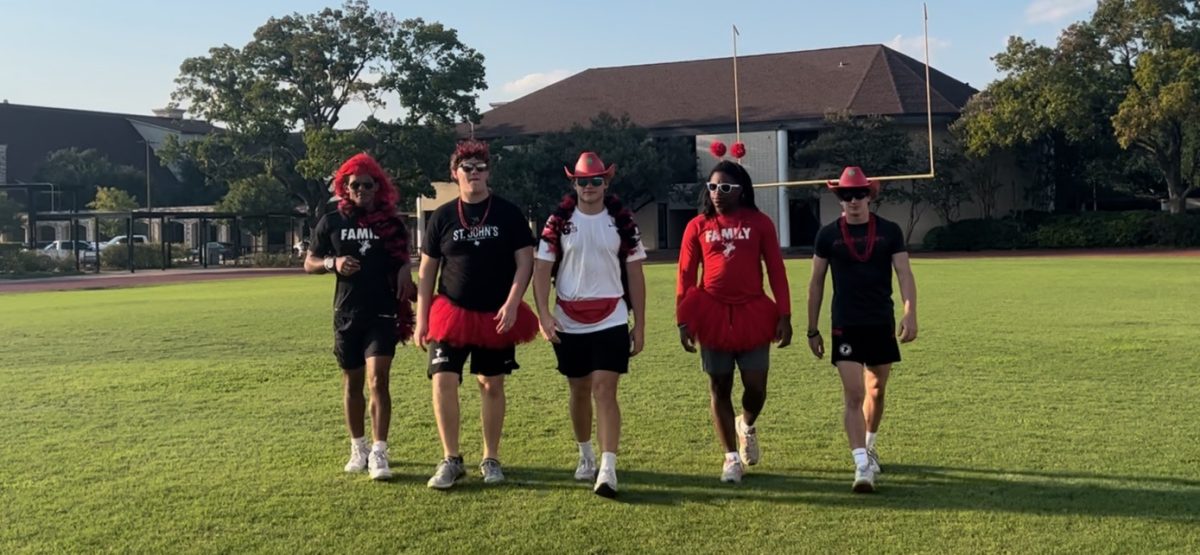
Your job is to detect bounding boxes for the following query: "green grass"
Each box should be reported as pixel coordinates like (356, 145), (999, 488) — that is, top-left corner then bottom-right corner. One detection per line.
(1, 257), (1198, 554)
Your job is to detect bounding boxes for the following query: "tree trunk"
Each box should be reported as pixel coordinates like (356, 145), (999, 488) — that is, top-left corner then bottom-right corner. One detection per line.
(1168, 195), (1187, 215)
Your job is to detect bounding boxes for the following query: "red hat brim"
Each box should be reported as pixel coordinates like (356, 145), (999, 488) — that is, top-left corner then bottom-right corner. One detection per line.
(564, 164), (616, 179)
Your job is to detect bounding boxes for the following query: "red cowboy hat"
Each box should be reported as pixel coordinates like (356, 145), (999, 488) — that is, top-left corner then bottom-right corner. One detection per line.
(827, 166), (879, 192)
(564, 152), (616, 179)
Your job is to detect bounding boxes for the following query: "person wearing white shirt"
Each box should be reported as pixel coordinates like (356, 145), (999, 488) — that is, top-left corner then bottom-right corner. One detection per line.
(533, 152), (647, 499)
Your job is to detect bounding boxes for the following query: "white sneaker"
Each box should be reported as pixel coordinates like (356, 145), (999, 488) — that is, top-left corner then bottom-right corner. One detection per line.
(368, 448), (392, 480)
(867, 446), (881, 474)
(736, 416), (760, 466)
(480, 458), (505, 484)
(853, 465), (877, 493)
(344, 443), (370, 473)
(574, 456), (598, 481)
(721, 459), (744, 483)
(594, 466), (618, 498)
(427, 457), (466, 489)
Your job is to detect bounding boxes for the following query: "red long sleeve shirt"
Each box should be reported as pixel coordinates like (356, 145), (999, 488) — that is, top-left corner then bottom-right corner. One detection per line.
(676, 209), (791, 321)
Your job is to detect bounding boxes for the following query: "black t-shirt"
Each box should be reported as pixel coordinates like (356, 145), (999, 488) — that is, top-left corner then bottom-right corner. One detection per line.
(423, 194), (536, 312)
(309, 211), (404, 316)
(814, 215), (906, 327)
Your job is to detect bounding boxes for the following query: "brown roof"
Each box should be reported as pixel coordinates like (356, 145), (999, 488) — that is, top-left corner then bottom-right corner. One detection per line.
(468, 44), (976, 139)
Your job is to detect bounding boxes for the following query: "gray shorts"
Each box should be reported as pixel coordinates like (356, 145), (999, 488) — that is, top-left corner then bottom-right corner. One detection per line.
(700, 345), (770, 376)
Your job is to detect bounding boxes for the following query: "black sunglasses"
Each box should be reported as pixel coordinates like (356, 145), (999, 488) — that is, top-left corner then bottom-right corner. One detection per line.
(706, 182), (741, 194)
(459, 163), (489, 173)
(574, 177), (606, 188)
(836, 189), (870, 201)
(348, 181), (376, 191)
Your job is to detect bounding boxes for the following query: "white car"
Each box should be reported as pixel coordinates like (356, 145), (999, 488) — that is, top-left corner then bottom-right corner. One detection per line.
(101, 235), (149, 249)
(42, 240), (98, 262)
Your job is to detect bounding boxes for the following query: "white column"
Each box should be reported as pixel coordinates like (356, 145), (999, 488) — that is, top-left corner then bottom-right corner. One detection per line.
(776, 129), (791, 248)
(415, 196), (424, 252)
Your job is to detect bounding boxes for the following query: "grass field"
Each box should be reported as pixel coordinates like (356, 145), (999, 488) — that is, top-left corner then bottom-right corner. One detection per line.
(1, 256), (1198, 554)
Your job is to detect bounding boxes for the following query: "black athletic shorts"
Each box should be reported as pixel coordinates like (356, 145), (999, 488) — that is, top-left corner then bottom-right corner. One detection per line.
(427, 340), (519, 379)
(552, 325), (631, 379)
(333, 311), (398, 370)
(830, 325), (901, 367)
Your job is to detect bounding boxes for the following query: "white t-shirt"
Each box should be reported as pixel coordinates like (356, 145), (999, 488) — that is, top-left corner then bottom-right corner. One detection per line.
(536, 208), (648, 333)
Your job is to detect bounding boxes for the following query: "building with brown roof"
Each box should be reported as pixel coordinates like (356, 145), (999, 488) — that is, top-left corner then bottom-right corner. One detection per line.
(424, 44), (1029, 249)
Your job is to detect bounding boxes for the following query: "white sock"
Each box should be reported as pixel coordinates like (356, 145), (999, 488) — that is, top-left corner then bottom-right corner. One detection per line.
(725, 451), (741, 464)
(351, 437), (368, 449)
(372, 440), (387, 452)
(600, 452), (617, 472)
(866, 432), (877, 450)
(579, 442), (595, 461)
(852, 448), (868, 468)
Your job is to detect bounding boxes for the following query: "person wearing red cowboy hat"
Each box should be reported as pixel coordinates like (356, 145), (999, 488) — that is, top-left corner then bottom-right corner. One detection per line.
(533, 151), (648, 498)
(676, 159), (793, 484)
(415, 139), (539, 489)
(806, 165), (918, 493)
(304, 152), (416, 482)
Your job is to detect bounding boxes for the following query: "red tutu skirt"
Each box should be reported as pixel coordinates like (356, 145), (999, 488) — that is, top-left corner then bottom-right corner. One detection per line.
(426, 295), (539, 349)
(676, 289), (778, 352)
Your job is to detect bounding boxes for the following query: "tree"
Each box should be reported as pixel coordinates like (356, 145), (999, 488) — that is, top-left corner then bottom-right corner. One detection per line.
(165, 0), (486, 229)
(958, 0), (1200, 214)
(487, 113), (695, 223)
(33, 148), (145, 211)
(216, 175), (296, 235)
(793, 113), (933, 242)
(87, 187), (139, 236)
(793, 113), (926, 177)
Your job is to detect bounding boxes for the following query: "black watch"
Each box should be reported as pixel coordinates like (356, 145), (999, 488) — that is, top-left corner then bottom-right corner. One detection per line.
(806, 329), (821, 338)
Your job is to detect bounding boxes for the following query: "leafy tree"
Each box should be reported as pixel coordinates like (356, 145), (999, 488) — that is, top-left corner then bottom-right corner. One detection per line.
(163, 1), (486, 228)
(33, 148), (144, 211)
(488, 113), (695, 222)
(87, 187), (139, 236)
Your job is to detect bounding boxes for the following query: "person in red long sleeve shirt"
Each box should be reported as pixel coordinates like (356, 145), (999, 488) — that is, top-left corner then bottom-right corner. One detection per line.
(676, 160), (792, 484)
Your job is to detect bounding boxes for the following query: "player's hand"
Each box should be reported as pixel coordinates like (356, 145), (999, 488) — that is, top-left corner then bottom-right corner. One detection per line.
(630, 324), (645, 357)
(808, 332), (825, 359)
(679, 324), (697, 353)
(899, 314), (918, 343)
(494, 301), (518, 334)
(336, 256), (360, 276)
(538, 311), (561, 344)
(414, 320), (428, 352)
(775, 315), (793, 348)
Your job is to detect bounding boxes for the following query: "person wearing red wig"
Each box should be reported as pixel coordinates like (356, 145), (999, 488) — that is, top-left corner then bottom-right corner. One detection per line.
(416, 139), (538, 489)
(807, 166), (918, 494)
(305, 152), (415, 482)
(676, 158), (792, 485)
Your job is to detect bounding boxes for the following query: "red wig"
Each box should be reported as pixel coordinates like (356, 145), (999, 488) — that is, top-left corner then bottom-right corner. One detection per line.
(449, 140), (491, 180)
(334, 153), (398, 215)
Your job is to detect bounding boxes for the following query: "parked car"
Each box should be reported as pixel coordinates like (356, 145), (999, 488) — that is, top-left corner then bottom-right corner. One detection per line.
(190, 241), (237, 262)
(41, 240), (98, 262)
(100, 235), (149, 249)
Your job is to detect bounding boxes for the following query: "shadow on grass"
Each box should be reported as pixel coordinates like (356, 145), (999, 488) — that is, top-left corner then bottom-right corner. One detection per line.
(467, 463), (1200, 521)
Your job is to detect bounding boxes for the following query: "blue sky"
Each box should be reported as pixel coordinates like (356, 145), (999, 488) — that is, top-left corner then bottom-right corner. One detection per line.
(0, 0), (1096, 127)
